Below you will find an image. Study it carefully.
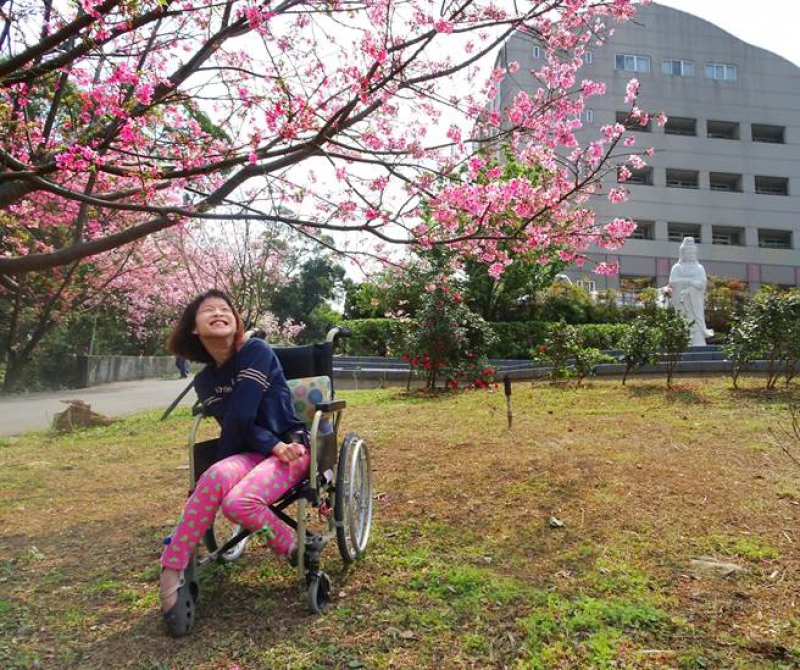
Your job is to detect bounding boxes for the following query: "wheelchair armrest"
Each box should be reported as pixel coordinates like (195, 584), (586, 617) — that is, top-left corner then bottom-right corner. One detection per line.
(192, 402), (209, 417)
(315, 400), (346, 414)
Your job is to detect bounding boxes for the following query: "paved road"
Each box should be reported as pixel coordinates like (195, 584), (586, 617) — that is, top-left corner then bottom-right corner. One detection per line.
(0, 377), (197, 437)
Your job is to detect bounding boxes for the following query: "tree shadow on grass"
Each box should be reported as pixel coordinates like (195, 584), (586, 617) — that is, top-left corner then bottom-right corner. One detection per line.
(1, 516), (356, 669)
(725, 385), (799, 408)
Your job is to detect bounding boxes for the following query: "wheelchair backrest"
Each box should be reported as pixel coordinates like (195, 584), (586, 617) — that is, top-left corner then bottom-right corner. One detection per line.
(272, 342), (336, 396)
(286, 376), (332, 426)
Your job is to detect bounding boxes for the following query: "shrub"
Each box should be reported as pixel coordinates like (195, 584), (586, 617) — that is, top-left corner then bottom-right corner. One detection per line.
(534, 321), (576, 381)
(575, 323), (630, 350)
(340, 318), (411, 357)
(649, 307), (690, 388)
(618, 320), (658, 385)
(722, 316), (763, 389)
(705, 276), (749, 336)
(486, 321), (549, 358)
(533, 321), (615, 386)
(724, 289), (800, 389)
(540, 283), (593, 324)
(404, 281), (497, 390)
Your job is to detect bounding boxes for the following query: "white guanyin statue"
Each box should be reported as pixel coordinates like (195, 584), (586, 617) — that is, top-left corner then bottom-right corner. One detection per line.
(666, 237), (714, 346)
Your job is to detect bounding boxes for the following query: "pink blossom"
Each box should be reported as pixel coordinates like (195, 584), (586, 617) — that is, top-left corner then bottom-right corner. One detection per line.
(594, 262), (620, 276)
(608, 187), (628, 203)
(488, 262), (505, 279)
(134, 83), (154, 106)
(624, 78), (640, 104)
(604, 217), (636, 238)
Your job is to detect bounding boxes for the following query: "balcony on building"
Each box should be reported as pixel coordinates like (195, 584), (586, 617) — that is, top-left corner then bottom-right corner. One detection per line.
(758, 229), (792, 249)
(712, 226), (745, 246)
(622, 166), (654, 185)
(630, 221), (655, 240)
(709, 172), (743, 193)
(707, 120), (740, 140)
(616, 111), (651, 132)
(751, 124), (785, 144)
(664, 116), (697, 136)
(666, 169), (699, 189)
(755, 176), (789, 196)
(668, 222), (701, 243)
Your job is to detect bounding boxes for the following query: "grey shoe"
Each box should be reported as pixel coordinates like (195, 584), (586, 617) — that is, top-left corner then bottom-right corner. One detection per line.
(161, 568), (196, 637)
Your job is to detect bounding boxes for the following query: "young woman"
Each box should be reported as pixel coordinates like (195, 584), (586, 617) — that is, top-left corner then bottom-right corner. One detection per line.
(160, 289), (308, 636)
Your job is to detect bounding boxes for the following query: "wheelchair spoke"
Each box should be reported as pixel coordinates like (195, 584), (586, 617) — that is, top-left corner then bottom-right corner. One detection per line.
(335, 432), (373, 563)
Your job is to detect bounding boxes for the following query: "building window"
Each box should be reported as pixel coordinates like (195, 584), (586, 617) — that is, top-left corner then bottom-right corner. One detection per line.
(662, 59), (695, 77)
(758, 229), (792, 249)
(621, 166), (653, 185)
(707, 120), (740, 140)
(751, 124), (785, 144)
(616, 111), (651, 132)
(709, 172), (743, 193)
(532, 45), (541, 60)
(615, 54), (651, 73)
(668, 223), (701, 243)
(704, 62), (737, 81)
(585, 50), (593, 65)
(755, 176), (789, 196)
(664, 116), (696, 136)
(666, 169), (699, 189)
(712, 226), (744, 246)
(576, 278), (596, 292)
(631, 221), (655, 240)
(585, 109), (594, 124)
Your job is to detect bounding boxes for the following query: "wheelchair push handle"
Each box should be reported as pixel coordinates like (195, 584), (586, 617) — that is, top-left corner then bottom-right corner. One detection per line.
(325, 326), (352, 346)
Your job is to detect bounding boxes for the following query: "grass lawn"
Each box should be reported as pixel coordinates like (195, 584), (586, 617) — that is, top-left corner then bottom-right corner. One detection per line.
(1, 376), (799, 669)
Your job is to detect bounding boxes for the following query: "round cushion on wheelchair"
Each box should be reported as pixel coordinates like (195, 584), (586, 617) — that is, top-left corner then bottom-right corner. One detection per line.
(286, 375), (332, 426)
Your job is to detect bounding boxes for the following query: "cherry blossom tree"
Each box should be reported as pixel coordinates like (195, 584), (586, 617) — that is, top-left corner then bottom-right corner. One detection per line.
(0, 215), (289, 390)
(1, 0), (653, 285)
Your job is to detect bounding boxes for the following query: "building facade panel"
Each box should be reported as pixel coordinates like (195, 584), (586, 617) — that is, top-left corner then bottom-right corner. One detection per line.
(496, 3), (800, 290)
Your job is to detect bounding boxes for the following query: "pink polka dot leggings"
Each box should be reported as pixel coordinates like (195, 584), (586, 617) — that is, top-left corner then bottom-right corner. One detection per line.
(161, 450), (310, 570)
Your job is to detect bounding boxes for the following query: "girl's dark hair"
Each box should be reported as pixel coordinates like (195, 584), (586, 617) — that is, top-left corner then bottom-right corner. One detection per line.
(166, 289), (245, 364)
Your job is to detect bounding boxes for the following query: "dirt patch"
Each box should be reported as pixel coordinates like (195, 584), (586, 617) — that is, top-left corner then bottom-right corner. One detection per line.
(1, 378), (798, 668)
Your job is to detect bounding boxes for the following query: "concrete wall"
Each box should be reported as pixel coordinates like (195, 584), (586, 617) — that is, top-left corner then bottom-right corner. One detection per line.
(496, 3), (800, 292)
(77, 355), (187, 387)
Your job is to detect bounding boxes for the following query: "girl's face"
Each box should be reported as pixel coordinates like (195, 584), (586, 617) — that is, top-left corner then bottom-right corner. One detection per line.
(194, 297), (237, 340)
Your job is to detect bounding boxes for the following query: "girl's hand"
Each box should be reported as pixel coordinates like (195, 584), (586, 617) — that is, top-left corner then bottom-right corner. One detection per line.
(273, 442), (306, 463)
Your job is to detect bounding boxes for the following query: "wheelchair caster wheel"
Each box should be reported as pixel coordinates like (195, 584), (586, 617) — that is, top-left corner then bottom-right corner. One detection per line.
(307, 571), (331, 614)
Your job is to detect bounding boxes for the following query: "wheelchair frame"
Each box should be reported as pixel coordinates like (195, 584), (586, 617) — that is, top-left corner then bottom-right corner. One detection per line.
(183, 327), (373, 613)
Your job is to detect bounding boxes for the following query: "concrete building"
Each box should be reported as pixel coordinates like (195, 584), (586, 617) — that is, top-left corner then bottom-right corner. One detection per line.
(493, 2), (800, 294)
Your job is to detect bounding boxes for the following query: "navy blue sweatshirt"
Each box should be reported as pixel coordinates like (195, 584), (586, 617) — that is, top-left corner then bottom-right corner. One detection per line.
(193, 338), (305, 459)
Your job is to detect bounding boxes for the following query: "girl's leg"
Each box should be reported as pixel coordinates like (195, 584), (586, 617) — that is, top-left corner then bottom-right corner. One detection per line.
(161, 453), (264, 570)
(221, 450), (311, 556)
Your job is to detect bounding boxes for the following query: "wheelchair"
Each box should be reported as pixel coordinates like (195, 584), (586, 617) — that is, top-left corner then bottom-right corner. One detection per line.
(183, 327), (373, 613)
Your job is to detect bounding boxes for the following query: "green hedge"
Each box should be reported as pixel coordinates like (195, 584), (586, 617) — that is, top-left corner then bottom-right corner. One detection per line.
(340, 319), (411, 356)
(485, 321), (549, 359)
(341, 319), (631, 359)
(575, 323), (630, 350)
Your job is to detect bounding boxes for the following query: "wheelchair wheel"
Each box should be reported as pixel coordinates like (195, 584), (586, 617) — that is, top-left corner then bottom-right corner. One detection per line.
(334, 432), (373, 563)
(197, 510), (250, 565)
(307, 571), (331, 614)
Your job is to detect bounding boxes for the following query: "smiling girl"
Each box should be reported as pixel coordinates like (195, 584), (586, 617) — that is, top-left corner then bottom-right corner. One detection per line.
(159, 289), (308, 636)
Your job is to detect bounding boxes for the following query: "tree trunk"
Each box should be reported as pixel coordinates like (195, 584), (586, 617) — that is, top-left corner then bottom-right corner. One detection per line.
(2, 353), (27, 392)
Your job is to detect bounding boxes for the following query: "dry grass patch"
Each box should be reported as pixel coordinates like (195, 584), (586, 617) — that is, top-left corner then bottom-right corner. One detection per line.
(0, 376), (798, 668)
